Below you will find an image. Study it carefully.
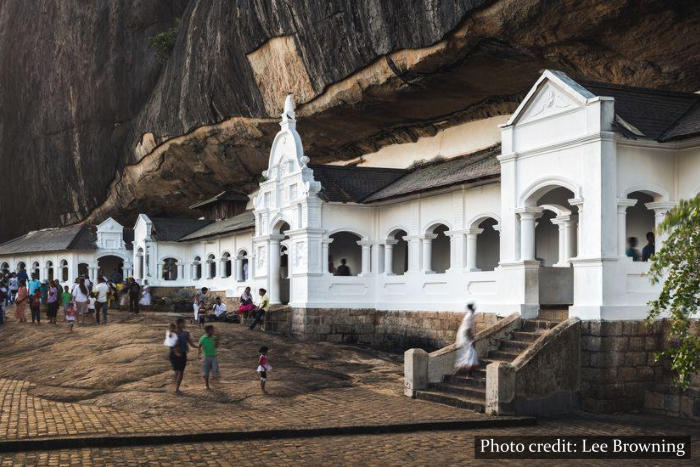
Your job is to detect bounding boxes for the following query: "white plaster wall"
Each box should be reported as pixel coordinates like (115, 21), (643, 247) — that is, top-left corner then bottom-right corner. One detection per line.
(677, 146), (700, 199)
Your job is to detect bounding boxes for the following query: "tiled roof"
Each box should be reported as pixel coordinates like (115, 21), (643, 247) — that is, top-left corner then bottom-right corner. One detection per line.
(362, 145), (501, 203)
(582, 81), (700, 141)
(0, 224), (96, 255)
(149, 217), (213, 242)
(189, 190), (249, 209)
(309, 165), (407, 203)
(178, 211), (255, 242)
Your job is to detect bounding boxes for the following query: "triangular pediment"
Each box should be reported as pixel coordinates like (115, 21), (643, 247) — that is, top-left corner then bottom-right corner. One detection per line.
(97, 217), (123, 233)
(506, 70), (596, 127)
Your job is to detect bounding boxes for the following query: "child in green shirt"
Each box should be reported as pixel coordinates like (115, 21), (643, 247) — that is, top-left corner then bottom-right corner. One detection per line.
(61, 286), (72, 321)
(198, 325), (219, 390)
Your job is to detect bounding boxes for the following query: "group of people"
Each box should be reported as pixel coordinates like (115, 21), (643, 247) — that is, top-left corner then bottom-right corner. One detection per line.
(164, 318), (271, 394)
(0, 269), (151, 328)
(191, 286), (270, 330)
(626, 231), (656, 262)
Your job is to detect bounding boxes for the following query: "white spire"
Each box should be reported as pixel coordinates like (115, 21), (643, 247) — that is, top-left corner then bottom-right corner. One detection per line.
(281, 94), (296, 127)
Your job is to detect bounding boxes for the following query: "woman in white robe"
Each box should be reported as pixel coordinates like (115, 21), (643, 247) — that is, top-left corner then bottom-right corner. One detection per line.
(454, 302), (480, 377)
(139, 280), (151, 307)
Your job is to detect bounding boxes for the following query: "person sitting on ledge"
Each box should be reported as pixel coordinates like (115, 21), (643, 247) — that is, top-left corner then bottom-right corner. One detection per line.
(334, 258), (350, 276)
(626, 236), (641, 262)
(642, 231), (655, 262)
(210, 296), (227, 321)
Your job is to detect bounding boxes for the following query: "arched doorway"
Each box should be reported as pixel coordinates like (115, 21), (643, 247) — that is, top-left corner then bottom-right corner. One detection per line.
(386, 229), (408, 275)
(270, 220), (290, 304)
(206, 254), (217, 279)
(31, 261), (40, 279)
(520, 184), (578, 307)
(221, 252), (232, 278)
(77, 263), (89, 278)
(236, 250), (249, 282)
(329, 232), (362, 276)
(161, 258), (178, 281)
(625, 191), (656, 262)
(46, 261), (55, 282)
(192, 256), (202, 281)
(0, 262), (9, 275)
(475, 217), (500, 271)
(425, 224), (450, 273)
(98, 255), (124, 283)
(60, 260), (69, 282)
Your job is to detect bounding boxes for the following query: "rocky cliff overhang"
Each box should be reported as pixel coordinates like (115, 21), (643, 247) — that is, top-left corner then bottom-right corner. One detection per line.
(1, 0), (699, 240)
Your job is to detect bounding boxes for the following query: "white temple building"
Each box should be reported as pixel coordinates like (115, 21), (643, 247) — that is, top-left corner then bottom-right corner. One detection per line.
(2, 70), (700, 322)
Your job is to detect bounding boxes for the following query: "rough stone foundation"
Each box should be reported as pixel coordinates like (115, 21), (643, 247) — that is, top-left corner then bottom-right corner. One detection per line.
(580, 320), (699, 420)
(265, 307), (497, 352)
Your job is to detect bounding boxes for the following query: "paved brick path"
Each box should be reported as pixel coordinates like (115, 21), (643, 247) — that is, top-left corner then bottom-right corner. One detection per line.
(2, 414), (698, 466)
(0, 377), (486, 441)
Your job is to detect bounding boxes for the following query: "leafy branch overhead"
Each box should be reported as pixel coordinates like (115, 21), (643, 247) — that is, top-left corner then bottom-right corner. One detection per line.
(149, 26), (179, 63)
(647, 195), (700, 390)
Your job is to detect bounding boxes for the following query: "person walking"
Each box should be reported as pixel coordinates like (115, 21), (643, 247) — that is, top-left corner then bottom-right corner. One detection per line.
(15, 280), (28, 323)
(46, 280), (59, 324)
(0, 280), (7, 325)
(139, 280), (151, 310)
(93, 277), (110, 325)
(454, 302), (480, 378)
(8, 273), (18, 304)
(198, 325), (219, 390)
(127, 278), (141, 314)
(72, 277), (90, 325)
(61, 285), (72, 321)
(171, 318), (199, 394)
(256, 346), (271, 394)
(30, 289), (42, 325)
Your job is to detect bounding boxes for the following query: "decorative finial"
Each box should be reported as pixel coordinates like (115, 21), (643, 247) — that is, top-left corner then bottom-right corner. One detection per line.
(282, 94), (295, 120)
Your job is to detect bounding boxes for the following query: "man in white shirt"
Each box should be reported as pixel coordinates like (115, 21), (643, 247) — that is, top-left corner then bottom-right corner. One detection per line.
(93, 277), (111, 325)
(212, 297), (227, 321)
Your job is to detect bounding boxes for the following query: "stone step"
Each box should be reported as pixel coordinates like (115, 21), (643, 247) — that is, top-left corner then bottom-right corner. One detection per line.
(448, 374), (486, 387)
(429, 383), (486, 400)
(414, 390), (485, 413)
(486, 350), (519, 362)
(512, 331), (542, 342)
(521, 319), (558, 332)
(499, 339), (530, 351)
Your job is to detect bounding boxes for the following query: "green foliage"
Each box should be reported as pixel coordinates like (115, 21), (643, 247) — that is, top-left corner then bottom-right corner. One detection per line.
(148, 26), (179, 63)
(646, 195), (700, 390)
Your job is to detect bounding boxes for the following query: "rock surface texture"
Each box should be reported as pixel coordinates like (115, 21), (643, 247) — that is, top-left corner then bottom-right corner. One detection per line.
(1, 0), (699, 240)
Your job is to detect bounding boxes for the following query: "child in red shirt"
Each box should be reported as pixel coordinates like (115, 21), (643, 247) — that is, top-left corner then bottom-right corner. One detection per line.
(256, 346), (271, 394)
(30, 290), (42, 324)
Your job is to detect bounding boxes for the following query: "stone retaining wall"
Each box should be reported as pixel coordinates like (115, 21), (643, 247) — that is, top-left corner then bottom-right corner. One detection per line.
(265, 307), (497, 352)
(580, 319), (700, 420)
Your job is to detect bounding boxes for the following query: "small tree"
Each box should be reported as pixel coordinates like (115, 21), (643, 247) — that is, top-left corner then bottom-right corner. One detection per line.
(647, 195), (700, 390)
(148, 26), (179, 63)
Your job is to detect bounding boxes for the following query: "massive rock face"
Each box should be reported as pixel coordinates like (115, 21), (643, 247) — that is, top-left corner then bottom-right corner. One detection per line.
(1, 0), (699, 241)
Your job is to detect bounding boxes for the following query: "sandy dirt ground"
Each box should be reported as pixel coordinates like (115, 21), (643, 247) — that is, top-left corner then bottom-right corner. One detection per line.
(0, 306), (404, 419)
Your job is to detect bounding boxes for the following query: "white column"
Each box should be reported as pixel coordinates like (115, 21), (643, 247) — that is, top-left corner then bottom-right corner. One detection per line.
(515, 208), (542, 262)
(465, 228), (482, 271)
(617, 199), (637, 258)
(357, 240), (372, 276)
(568, 199), (584, 259)
(551, 215), (572, 267)
(446, 230), (466, 272)
(321, 238), (333, 275)
(645, 201), (676, 250)
(268, 236), (283, 304)
(407, 236), (421, 272)
(421, 234), (436, 273)
(384, 239), (397, 275)
(234, 258), (243, 281)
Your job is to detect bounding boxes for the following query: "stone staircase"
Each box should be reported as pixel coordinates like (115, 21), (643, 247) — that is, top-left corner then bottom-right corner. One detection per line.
(414, 311), (565, 412)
